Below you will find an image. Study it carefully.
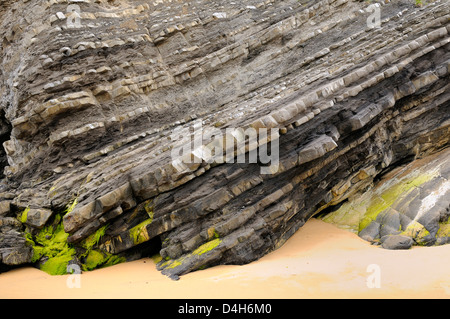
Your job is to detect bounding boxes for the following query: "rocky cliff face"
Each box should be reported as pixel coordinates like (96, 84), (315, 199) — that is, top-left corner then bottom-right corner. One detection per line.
(0, 0), (449, 278)
(320, 148), (450, 249)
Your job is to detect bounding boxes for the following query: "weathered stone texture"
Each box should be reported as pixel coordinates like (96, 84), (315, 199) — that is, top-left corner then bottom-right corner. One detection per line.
(0, 0), (449, 276)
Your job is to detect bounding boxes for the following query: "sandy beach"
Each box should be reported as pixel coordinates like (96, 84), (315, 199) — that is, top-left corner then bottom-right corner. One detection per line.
(0, 218), (449, 299)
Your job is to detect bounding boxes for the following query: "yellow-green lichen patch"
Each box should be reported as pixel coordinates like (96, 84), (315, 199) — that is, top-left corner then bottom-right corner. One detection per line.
(129, 218), (153, 245)
(81, 249), (126, 271)
(83, 249), (104, 270)
(206, 227), (220, 240)
(19, 207), (30, 224)
(23, 203), (127, 274)
(320, 170), (438, 236)
(358, 172), (436, 232)
(24, 231), (41, 263)
(40, 254), (75, 276)
(63, 198), (78, 216)
(159, 239), (222, 272)
(437, 223), (450, 238)
(127, 201), (154, 245)
(151, 253), (162, 264)
(81, 225), (108, 251)
(400, 220), (430, 245)
(47, 185), (58, 199)
(166, 258), (184, 269)
(319, 201), (363, 234)
(78, 225), (126, 271)
(144, 200), (154, 218)
(32, 214), (76, 275)
(160, 256), (186, 270)
(102, 254), (126, 268)
(193, 238), (222, 256)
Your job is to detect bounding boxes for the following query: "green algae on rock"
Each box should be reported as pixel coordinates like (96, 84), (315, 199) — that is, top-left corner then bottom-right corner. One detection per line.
(319, 150), (450, 249)
(82, 249), (126, 271)
(158, 238), (223, 278)
(30, 214), (77, 275)
(25, 213), (126, 275)
(193, 238), (222, 256)
(358, 171), (438, 232)
(0, 0), (449, 277)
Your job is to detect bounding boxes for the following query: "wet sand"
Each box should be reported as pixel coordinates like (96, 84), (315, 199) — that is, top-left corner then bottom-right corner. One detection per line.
(1, 219), (449, 299)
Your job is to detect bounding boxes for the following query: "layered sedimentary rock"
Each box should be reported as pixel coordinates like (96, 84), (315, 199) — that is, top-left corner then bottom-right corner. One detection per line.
(0, 0), (449, 278)
(320, 148), (450, 249)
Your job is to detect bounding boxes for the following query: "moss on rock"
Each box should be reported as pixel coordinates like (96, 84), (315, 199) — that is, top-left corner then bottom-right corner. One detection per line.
(40, 254), (75, 276)
(81, 249), (126, 271)
(159, 238), (222, 272)
(81, 225), (107, 251)
(193, 238), (221, 256)
(320, 167), (443, 249)
(320, 201), (362, 234)
(358, 172), (436, 232)
(31, 214), (76, 275)
(64, 198), (78, 216)
(78, 224), (127, 271)
(129, 217), (153, 245)
(24, 209), (125, 275)
(400, 220), (431, 245)
(437, 223), (450, 238)
(19, 207), (29, 224)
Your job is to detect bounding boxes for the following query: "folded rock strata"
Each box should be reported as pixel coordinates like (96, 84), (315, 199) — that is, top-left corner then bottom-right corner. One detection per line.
(0, 0), (449, 277)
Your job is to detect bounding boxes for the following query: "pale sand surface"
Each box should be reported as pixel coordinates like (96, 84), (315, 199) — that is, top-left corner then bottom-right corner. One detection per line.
(1, 219), (449, 299)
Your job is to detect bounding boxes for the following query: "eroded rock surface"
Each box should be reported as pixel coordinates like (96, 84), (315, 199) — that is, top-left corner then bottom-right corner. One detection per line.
(320, 148), (450, 249)
(0, 0), (449, 277)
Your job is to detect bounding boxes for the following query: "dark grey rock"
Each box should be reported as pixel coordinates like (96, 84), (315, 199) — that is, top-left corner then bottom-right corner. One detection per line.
(0, 228), (33, 266)
(25, 208), (53, 229)
(359, 221), (380, 242)
(399, 214), (413, 232)
(1, 246), (33, 266)
(377, 208), (401, 231)
(417, 207), (441, 238)
(0, 0), (449, 277)
(379, 224), (402, 238)
(381, 235), (414, 250)
(0, 201), (11, 216)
